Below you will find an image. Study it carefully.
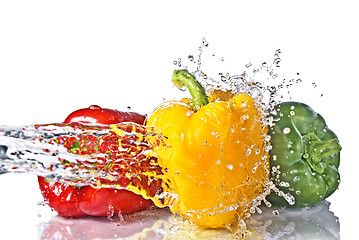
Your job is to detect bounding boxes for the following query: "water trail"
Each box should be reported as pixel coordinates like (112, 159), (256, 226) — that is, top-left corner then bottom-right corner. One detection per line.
(0, 122), (174, 205)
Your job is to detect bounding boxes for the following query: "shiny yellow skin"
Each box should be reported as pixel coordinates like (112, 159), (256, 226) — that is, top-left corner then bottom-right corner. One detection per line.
(146, 93), (269, 229)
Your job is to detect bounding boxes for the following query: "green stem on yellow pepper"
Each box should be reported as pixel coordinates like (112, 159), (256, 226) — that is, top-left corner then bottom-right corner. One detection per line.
(172, 69), (209, 111)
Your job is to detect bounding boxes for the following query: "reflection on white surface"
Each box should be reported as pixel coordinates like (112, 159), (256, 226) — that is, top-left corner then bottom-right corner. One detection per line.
(37, 201), (339, 239)
(38, 207), (172, 240)
(247, 201), (340, 239)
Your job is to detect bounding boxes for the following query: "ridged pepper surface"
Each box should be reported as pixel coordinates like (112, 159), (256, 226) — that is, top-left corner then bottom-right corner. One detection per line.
(146, 70), (270, 229)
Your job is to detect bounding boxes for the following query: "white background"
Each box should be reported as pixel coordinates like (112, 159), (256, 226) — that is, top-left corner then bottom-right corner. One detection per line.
(0, 1), (358, 239)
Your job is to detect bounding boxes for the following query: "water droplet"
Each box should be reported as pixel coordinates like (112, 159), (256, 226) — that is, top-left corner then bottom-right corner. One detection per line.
(203, 140), (207, 146)
(231, 126), (235, 133)
(89, 105), (101, 109)
(246, 148), (252, 156)
(283, 193), (295, 205)
(211, 131), (220, 138)
(226, 164), (233, 170)
(293, 176), (300, 182)
(283, 127), (291, 134)
(272, 210), (279, 215)
(245, 62), (252, 68)
(273, 49), (282, 67)
(265, 145), (272, 152)
(202, 38), (209, 47)
(240, 114), (249, 121)
(173, 58), (182, 67)
(117, 212), (125, 222)
(188, 55), (195, 61)
(107, 205), (115, 218)
(290, 111), (295, 116)
(279, 181), (290, 187)
(267, 86), (277, 94)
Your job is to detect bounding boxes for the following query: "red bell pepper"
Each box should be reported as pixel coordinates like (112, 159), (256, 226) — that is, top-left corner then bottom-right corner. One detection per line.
(38, 105), (154, 217)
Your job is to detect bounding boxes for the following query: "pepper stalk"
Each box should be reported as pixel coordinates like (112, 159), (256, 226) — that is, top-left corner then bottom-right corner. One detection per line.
(171, 69), (209, 111)
(303, 132), (342, 174)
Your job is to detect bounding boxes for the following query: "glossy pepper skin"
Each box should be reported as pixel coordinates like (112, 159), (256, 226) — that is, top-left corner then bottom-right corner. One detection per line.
(267, 102), (341, 207)
(146, 70), (270, 229)
(38, 106), (154, 217)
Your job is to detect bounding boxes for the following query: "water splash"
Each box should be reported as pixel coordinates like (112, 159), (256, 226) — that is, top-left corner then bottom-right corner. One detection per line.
(0, 122), (176, 207)
(168, 39), (312, 231)
(1, 39), (321, 237)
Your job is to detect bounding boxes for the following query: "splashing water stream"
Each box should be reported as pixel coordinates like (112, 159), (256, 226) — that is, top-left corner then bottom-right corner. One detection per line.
(0, 122), (176, 207)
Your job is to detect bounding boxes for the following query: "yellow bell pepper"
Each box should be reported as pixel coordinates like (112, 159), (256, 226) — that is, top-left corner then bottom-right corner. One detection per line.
(146, 70), (270, 230)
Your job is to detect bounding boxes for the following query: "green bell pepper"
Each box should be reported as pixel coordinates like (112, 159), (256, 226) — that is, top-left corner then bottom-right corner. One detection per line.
(267, 102), (341, 207)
